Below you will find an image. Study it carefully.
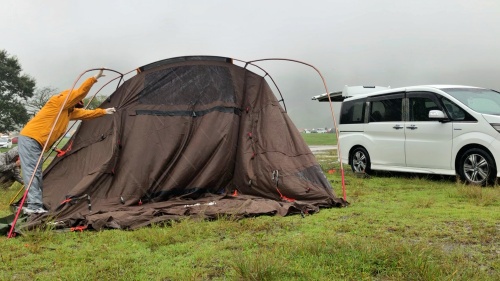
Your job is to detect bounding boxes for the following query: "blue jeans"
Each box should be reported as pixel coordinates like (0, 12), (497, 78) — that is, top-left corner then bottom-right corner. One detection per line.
(18, 136), (44, 209)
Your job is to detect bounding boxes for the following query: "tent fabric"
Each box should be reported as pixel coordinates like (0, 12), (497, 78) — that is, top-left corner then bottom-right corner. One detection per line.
(23, 56), (347, 231)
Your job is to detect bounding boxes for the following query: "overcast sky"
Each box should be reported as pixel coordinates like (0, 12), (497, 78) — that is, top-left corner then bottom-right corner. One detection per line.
(2, 0), (500, 129)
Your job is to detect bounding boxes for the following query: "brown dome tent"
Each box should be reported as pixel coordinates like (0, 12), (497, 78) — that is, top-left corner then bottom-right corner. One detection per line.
(19, 56), (347, 231)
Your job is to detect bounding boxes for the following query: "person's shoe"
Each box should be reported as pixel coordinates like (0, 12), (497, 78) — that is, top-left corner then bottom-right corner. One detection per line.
(22, 207), (48, 215)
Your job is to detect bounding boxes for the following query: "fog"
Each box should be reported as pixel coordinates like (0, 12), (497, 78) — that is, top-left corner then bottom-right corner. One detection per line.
(2, 0), (500, 129)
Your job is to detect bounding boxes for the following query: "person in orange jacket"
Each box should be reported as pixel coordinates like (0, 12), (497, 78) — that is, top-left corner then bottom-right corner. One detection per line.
(18, 69), (116, 215)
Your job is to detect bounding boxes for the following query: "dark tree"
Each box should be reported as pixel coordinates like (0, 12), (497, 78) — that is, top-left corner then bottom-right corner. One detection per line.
(0, 50), (36, 132)
(26, 86), (58, 116)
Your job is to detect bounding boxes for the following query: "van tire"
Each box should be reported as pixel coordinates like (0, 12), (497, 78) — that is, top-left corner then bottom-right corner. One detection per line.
(458, 148), (496, 186)
(350, 147), (371, 174)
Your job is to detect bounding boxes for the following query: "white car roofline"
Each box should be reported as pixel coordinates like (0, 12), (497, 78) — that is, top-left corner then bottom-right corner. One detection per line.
(343, 85), (489, 101)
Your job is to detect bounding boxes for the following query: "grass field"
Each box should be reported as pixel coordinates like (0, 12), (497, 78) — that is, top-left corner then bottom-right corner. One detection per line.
(300, 132), (337, 145)
(0, 134), (498, 280)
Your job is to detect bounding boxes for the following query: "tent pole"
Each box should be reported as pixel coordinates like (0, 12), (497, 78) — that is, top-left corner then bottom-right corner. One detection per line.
(8, 184), (24, 206)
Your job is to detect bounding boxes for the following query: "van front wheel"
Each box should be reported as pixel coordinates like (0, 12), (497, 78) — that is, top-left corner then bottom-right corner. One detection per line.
(458, 148), (496, 186)
(350, 147), (371, 173)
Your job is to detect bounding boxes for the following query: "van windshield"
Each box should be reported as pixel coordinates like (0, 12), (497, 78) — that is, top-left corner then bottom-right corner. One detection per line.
(442, 88), (500, 115)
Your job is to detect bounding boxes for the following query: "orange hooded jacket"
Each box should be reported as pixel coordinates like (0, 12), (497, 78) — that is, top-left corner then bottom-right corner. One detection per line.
(20, 77), (107, 151)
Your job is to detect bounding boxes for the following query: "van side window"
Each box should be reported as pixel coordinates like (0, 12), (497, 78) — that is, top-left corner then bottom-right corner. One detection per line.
(340, 99), (365, 124)
(440, 97), (476, 121)
(369, 97), (403, 122)
(409, 97), (439, 121)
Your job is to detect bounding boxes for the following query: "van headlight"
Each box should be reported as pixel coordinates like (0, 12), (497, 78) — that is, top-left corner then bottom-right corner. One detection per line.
(490, 123), (500, 133)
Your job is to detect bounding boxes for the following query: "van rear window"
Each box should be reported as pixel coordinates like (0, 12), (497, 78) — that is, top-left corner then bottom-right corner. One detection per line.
(370, 98), (403, 122)
(340, 99), (365, 124)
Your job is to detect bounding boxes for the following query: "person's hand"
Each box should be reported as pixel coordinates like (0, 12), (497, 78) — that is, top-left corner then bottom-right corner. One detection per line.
(94, 69), (105, 80)
(105, 107), (116, 114)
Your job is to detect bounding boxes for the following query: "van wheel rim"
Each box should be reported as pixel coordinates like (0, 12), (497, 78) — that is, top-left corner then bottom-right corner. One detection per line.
(353, 151), (367, 172)
(463, 154), (489, 184)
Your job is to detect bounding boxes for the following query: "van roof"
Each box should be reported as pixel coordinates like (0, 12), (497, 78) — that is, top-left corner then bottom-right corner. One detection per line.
(343, 85), (486, 101)
(312, 85), (390, 102)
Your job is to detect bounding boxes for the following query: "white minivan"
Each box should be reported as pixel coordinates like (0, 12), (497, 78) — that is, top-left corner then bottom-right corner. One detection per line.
(338, 85), (500, 185)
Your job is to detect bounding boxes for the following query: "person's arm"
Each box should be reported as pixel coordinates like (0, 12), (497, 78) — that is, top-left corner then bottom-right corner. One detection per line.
(53, 69), (106, 110)
(69, 108), (107, 120)
(54, 77), (98, 110)
(70, 107), (115, 120)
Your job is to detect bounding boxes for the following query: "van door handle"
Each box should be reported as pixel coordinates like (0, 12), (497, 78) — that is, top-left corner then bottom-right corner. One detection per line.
(393, 125), (404, 130)
(406, 125), (418, 130)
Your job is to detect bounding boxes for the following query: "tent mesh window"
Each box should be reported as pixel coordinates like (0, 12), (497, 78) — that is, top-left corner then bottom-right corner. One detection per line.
(140, 65), (235, 105)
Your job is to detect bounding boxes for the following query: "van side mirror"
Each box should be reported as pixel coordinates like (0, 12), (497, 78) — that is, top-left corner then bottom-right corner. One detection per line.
(429, 110), (448, 121)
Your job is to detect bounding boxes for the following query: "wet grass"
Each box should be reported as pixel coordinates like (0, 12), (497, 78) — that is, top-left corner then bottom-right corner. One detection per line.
(300, 132), (337, 145)
(0, 137), (498, 280)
